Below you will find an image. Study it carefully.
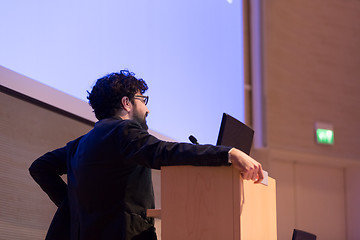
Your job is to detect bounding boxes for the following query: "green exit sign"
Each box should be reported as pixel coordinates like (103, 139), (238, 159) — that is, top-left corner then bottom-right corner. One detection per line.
(315, 122), (334, 145)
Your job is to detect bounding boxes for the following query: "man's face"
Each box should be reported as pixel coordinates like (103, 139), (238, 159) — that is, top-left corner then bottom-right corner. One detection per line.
(131, 93), (150, 130)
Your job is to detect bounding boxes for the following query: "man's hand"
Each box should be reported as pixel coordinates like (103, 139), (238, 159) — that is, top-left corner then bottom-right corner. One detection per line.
(228, 148), (264, 184)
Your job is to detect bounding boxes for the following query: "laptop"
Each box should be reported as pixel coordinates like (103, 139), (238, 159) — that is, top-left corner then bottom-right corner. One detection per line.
(292, 229), (317, 240)
(216, 113), (254, 155)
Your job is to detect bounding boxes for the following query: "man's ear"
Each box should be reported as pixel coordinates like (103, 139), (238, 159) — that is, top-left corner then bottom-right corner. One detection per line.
(121, 96), (132, 112)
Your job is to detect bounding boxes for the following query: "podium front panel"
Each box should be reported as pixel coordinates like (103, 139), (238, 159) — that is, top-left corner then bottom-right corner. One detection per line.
(160, 166), (277, 240)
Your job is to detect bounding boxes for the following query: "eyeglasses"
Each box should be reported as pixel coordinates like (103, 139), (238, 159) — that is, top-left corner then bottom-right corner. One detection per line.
(134, 95), (149, 105)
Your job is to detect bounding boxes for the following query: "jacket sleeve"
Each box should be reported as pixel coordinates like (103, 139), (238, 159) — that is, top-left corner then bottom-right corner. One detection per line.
(29, 146), (68, 207)
(117, 120), (232, 170)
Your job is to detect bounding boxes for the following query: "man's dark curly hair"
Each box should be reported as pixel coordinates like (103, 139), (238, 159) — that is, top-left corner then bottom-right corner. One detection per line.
(87, 69), (148, 120)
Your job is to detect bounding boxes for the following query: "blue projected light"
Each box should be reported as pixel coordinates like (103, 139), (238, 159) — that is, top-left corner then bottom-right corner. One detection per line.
(1, 0), (245, 144)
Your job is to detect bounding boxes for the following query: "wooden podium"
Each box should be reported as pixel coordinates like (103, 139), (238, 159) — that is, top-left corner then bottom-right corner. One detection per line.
(148, 166), (277, 240)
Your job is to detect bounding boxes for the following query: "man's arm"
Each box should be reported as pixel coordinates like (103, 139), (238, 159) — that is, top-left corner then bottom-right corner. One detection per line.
(117, 120), (231, 168)
(118, 120), (264, 183)
(29, 146), (68, 207)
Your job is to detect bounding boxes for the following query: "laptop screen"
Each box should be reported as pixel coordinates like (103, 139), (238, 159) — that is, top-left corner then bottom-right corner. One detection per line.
(216, 113), (254, 155)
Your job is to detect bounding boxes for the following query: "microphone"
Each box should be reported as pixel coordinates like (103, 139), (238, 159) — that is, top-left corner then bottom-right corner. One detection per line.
(189, 135), (199, 145)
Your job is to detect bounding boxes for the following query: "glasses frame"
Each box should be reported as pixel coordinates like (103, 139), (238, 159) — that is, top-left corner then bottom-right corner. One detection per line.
(134, 95), (149, 105)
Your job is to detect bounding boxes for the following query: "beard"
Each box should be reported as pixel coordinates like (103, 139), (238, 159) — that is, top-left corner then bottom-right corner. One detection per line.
(133, 110), (149, 130)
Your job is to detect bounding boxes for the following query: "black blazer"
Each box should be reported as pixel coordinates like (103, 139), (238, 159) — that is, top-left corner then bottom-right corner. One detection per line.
(29, 117), (231, 240)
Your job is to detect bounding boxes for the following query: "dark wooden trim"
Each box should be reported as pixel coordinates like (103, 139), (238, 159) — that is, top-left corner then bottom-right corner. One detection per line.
(242, 0), (253, 127)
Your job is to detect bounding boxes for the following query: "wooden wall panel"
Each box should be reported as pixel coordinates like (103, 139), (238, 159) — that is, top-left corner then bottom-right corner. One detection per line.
(295, 164), (346, 240)
(258, 1), (360, 238)
(270, 159), (347, 240)
(345, 166), (360, 240)
(0, 91), (93, 239)
(263, 0), (360, 160)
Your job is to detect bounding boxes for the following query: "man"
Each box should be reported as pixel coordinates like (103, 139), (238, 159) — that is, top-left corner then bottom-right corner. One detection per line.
(29, 70), (263, 240)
